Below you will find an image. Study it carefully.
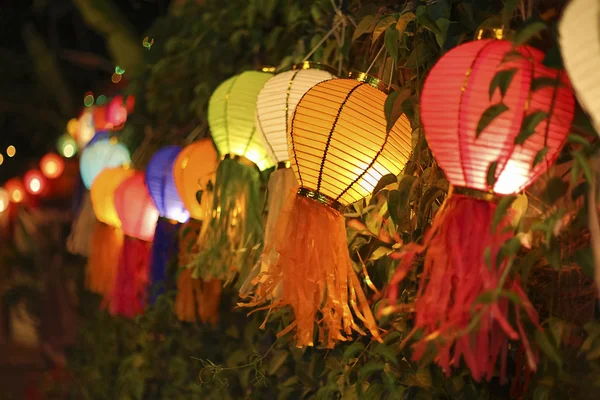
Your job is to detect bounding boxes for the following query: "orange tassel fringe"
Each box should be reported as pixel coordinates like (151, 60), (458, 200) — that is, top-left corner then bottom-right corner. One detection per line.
(240, 189), (381, 348)
(86, 221), (123, 300)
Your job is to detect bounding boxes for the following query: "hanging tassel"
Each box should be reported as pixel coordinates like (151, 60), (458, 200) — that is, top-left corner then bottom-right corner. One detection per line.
(240, 166), (296, 299)
(66, 191), (96, 256)
(386, 194), (540, 381)
(192, 156), (263, 287)
(241, 189), (381, 348)
(86, 221), (123, 301)
(149, 217), (180, 304)
(110, 236), (152, 318)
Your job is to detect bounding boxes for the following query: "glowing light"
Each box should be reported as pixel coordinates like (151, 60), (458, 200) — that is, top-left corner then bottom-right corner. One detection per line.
(12, 190), (22, 203)
(0, 188), (8, 212)
(40, 153), (65, 179)
(115, 66), (125, 75)
(111, 73), (122, 83)
(24, 170), (46, 195)
(6, 145), (15, 157)
(5, 178), (25, 204)
(142, 37), (154, 49)
(67, 118), (79, 136)
(84, 94), (95, 107)
(96, 95), (107, 106)
(57, 134), (77, 158)
(0, 154), (4, 165)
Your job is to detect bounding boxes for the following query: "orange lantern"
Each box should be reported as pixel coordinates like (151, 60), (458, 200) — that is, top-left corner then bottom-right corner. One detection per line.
(87, 167), (134, 299)
(110, 172), (159, 317)
(241, 74), (413, 348)
(5, 178), (25, 204)
(40, 153), (65, 179)
(387, 39), (575, 381)
(24, 169), (47, 195)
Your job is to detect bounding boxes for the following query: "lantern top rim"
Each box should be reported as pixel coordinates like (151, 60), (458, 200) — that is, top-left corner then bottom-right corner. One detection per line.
(276, 62), (337, 76)
(347, 70), (389, 93)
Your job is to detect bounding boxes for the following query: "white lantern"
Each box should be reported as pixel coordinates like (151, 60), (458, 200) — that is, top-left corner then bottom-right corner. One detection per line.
(255, 62), (336, 163)
(559, 0), (600, 133)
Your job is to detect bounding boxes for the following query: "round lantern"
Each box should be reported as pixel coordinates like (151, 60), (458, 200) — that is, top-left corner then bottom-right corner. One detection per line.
(5, 178), (25, 204)
(24, 170), (47, 195)
(387, 39), (574, 382)
(80, 138), (131, 189)
(241, 74), (413, 348)
(40, 153), (65, 179)
(86, 130), (110, 149)
(0, 188), (9, 212)
(195, 70), (274, 286)
(111, 172), (159, 317)
(90, 166), (135, 227)
(146, 146), (188, 222)
(57, 134), (77, 158)
(172, 139), (218, 221)
(106, 95), (128, 128)
(559, 0), (600, 133)
(208, 70), (274, 170)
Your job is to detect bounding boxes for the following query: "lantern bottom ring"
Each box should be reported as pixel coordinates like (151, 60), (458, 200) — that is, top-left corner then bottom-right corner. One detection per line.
(221, 154), (259, 172)
(452, 186), (502, 202)
(275, 160), (292, 170)
(296, 187), (344, 212)
(158, 216), (182, 225)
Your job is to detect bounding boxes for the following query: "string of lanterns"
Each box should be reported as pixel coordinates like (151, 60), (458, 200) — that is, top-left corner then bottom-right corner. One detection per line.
(56, 8), (600, 383)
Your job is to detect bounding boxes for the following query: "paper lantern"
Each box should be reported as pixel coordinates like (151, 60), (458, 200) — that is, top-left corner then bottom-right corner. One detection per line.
(91, 167), (135, 227)
(111, 172), (159, 317)
(145, 146), (188, 304)
(77, 108), (96, 148)
(5, 179), (25, 204)
(40, 153), (65, 179)
(80, 138), (131, 189)
(86, 130), (110, 149)
(559, 0), (600, 133)
(24, 169), (47, 195)
(57, 134), (77, 158)
(172, 139), (218, 221)
(0, 188), (9, 212)
(106, 95), (128, 128)
(387, 39), (574, 381)
(208, 70), (274, 170)
(242, 63), (336, 297)
(87, 167), (133, 298)
(194, 71), (273, 285)
(241, 74), (413, 348)
(146, 146), (188, 223)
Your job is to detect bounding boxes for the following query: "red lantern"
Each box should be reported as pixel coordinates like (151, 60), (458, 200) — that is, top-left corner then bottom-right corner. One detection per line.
(40, 153), (65, 179)
(24, 169), (47, 195)
(106, 95), (128, 129)
(110, 172), (159, 317)
(387, 40), (574, 381)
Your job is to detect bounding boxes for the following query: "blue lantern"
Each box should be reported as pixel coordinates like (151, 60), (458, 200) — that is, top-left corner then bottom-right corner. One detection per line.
(80, 138), (131, 189)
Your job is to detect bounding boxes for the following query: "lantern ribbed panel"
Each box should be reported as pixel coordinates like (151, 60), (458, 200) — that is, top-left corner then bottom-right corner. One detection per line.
(421, 40), (574, 195)
(146, 146), (189, 222)
(289, 78), (413, 206)
(256, 68), (335, 162)
(91, 167), (135, 227)
(80, 139), (131, 189)
(114, 173), (159, 241)
(208, 71), (274, 170)
(172, 139), (218, 221)
(560, 0), (600, 133)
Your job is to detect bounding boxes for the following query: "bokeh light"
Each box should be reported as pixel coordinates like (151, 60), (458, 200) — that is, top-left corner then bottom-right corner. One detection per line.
(6, 145), (15, 157)
(5, 178), (25, 204)
(0, 154), (4, 166)
(115, 66), (125, 75)
(111, 73), (123, 83)
(84, 94), (95, 107)
(57, 134), (78, 158)
(96, 95), (107, 106)
(0, 188), (8, 212)
(40, 153), (65, 179)
(24, 169), (47, 195)
(67, 118), (79, 137)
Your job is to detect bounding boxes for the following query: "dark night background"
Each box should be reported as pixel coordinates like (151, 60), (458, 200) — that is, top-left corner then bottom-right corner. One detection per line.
(0, 0), (170, 183)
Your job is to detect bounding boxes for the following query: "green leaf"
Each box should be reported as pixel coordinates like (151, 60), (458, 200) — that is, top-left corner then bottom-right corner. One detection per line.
(498, 290), (522, 305)
(477, 103), (509, 138)
(487, 161), (499, 188)
(492, 195), (517, 232)
(396, 12), (416, 37)
(475, 291), (495, 305)
(369, 246), (393, 261)
(514, 111), (548, 145)
(502, 0), (520, 27)
(384, 25), (400, 65)
(573, 151), (593, 183)
(342, 342), (365, 364)
(489, 69), (517, 100)
(267, 350), (289, 375)
(371, 343), (399, 366)
(513, 20), (548, 46)
(416, 6), (441, 35)
(532, 147), (549, 168)
(535, 330), (563, 369)
(403, 41), (435, 69)
(532, 77), (560, 91)
(574, 247), (595, 279)
(372, 15), (398, 44)
(387, 189), (402, 226)
(548, 318), (565, 347)
(383, 331), (403, 345)
(543, 177), (569, 205)
(352, 15), (377, 42)
(567, 133), (592, 150)
(358, 361), (385, 381)
(384, 89), (411, 132)
(435, 18), (452, 48)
